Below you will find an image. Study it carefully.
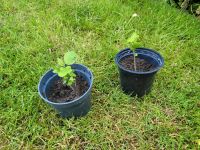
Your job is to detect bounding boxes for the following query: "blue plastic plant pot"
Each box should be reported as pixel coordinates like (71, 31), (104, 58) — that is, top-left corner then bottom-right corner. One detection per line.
(115, 48), (164, 97)
(38, 64), (93, 118)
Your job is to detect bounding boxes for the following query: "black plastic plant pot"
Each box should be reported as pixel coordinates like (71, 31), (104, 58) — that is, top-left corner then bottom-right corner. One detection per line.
(38, 64), (93, 118)
(115, 48), (164, 97)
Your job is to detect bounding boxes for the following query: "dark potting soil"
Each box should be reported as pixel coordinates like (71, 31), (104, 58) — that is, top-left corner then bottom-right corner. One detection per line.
(120, 55), (154, 72)
(47, 75), (89, 103)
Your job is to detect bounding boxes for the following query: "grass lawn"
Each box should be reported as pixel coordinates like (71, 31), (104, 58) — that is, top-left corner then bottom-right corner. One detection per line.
(0, 0), (200, 149)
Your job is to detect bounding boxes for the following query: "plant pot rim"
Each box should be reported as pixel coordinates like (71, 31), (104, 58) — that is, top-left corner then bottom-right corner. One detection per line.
(115, 47), (164, 75)
(38, 63), (93, 106)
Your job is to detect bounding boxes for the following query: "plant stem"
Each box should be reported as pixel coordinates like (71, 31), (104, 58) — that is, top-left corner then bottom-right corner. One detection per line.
(134, 53), (137, 71)
(74, 77), (77, 94)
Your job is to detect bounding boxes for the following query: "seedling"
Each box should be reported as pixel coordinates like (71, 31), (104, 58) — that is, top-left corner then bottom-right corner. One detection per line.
(53, 51), (77, 87)
(127, 32), (142, 71)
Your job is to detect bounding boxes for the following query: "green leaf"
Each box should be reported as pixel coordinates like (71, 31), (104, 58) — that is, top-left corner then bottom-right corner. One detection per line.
(127, 32), (142, 50)
(70, 72), (76, 77)
(57, 58), (65, 66)
(53, 52), (76, 85)
(57, 67), (69, 77)
(53, 66), (60, 74)
(64, 51), (77, 65)
(65, 66), (73, 73)
(127, 32), (139, 44)
(67, 76), (75, 86)
(132, 41), (142, 49)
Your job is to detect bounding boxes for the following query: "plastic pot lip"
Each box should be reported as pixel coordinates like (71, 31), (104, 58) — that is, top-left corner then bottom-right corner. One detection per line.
(38, 63), (93, 106)
(115, 47), (164, 75)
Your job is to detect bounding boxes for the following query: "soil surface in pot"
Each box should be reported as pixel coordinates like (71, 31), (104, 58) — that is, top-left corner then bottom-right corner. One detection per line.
(120, 55), (154, 72)
(47, 75), (89, 103)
